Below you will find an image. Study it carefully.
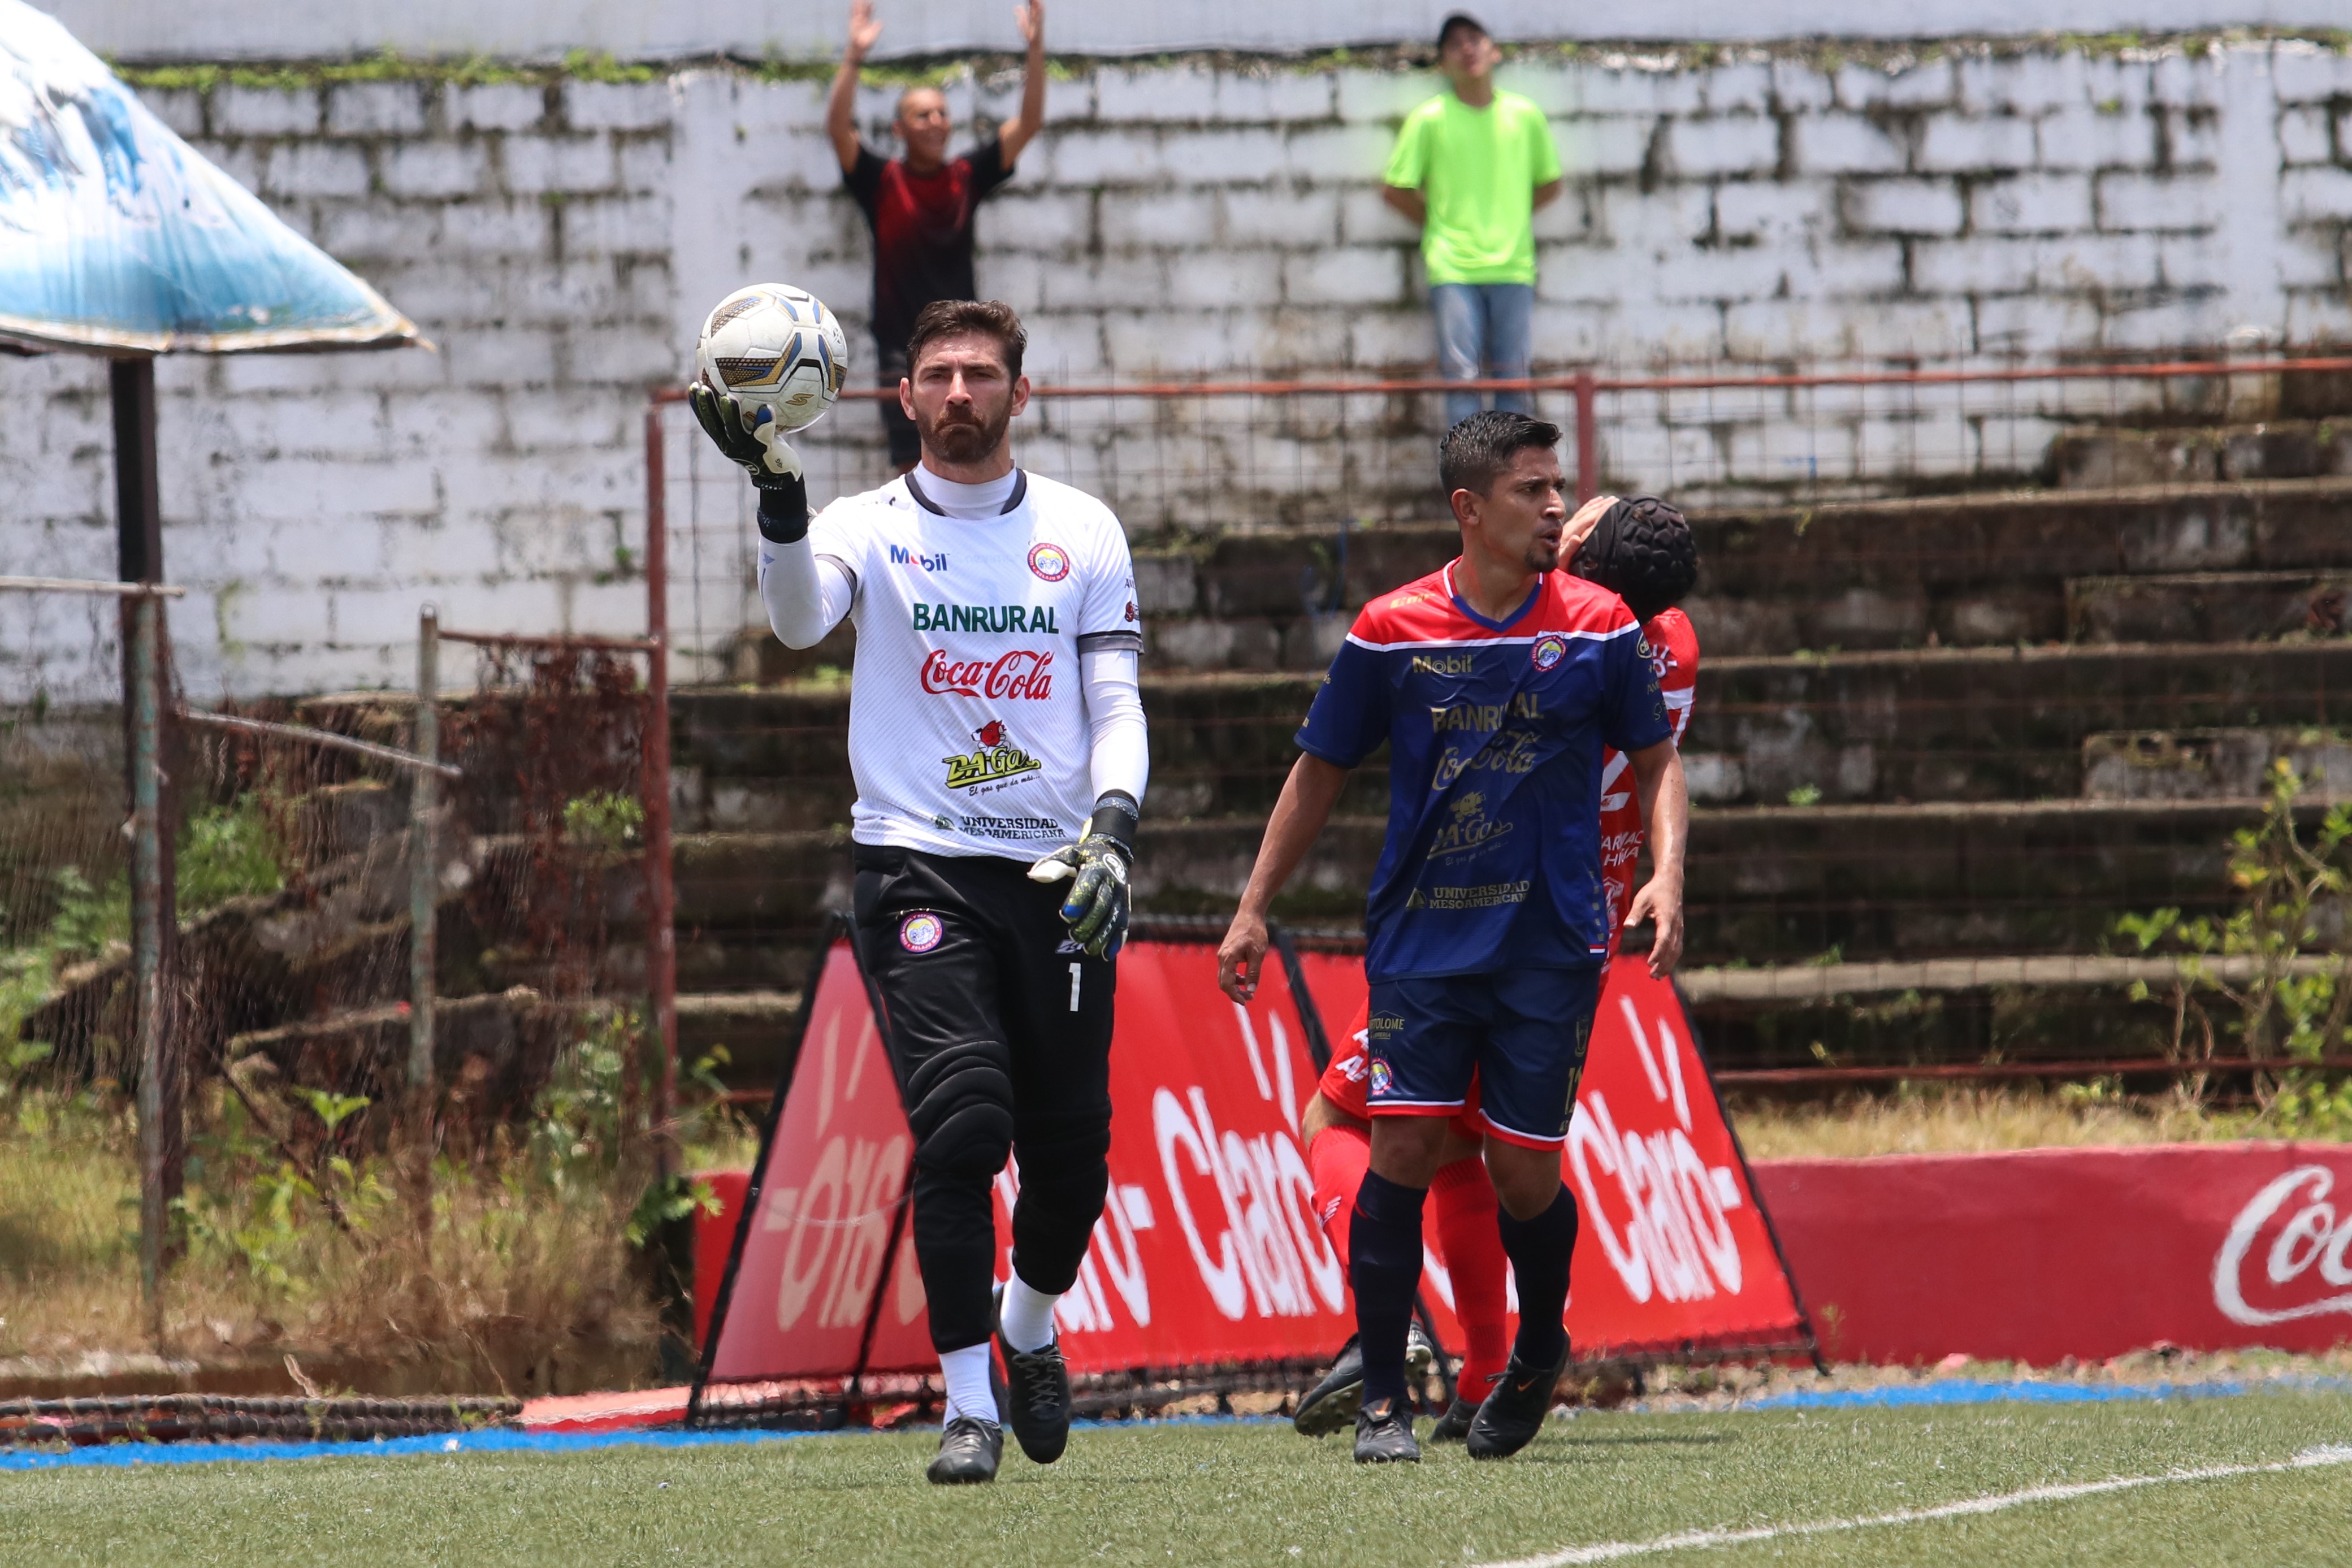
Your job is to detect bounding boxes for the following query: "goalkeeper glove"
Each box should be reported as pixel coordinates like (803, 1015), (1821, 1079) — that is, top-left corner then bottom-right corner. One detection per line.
(1027, 792), (1139, 960)
(689, 380), (809, 542)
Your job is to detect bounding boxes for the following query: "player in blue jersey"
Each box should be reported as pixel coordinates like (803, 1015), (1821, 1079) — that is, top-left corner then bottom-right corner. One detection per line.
(1216, 410), (1689, 1464)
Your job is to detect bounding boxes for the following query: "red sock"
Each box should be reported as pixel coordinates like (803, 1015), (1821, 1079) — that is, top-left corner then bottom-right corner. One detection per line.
(1430, 1156), (1511, 1401)
(1306, 1123), (1371, 1280)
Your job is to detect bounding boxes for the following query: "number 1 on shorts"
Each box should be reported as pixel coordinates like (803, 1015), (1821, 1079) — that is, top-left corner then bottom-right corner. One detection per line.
(1068, 961), (1082, 1012)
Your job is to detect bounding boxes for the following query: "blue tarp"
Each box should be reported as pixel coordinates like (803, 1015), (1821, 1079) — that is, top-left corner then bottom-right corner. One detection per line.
(0, 0), (417, 354)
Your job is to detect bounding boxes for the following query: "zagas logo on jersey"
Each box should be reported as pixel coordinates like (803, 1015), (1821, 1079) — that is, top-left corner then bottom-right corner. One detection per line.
(911, 603), (1060, 635)
(1532, 633), (1568, 671)
(889, 544), (948, 573)
(1027, 542), (1071, 582)
(1427, 790), (1516, 859)
(921, 648), (1054, 700)
(942, 720), (1045, 792)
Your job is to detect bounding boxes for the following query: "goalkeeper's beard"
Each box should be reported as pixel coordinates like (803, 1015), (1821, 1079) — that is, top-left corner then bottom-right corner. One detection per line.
(919, 402), (1013, 466)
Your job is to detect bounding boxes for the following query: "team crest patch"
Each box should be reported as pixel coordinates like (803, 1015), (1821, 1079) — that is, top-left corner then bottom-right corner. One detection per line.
(1368, 1058), (1393, 1097)
(1531, 633), (1568, 671)
(899, 912), (945, 954)
(1027, 542), (1071, 582)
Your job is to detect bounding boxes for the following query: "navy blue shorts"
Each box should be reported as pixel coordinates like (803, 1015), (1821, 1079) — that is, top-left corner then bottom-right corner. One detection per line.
(1364, 967), (1601, 1149)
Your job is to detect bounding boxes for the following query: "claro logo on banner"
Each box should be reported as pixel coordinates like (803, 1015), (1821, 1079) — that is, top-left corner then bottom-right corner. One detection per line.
(707, 945), (1806, 1383)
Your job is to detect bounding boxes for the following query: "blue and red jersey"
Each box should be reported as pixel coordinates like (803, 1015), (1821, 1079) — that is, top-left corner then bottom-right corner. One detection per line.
(1296, 564), (1670, 983)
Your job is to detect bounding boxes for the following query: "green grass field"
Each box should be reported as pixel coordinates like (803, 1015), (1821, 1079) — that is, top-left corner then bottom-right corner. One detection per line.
(3, 1390), (2350, 1566)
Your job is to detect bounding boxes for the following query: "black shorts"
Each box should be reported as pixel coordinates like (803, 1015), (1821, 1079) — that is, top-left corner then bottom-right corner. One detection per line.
(875, 344), (919, 469)
(851, 843), (1117, 1351)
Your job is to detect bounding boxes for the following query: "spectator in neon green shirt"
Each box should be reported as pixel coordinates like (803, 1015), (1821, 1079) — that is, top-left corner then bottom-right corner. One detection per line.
(1383, 14), (1563, 429)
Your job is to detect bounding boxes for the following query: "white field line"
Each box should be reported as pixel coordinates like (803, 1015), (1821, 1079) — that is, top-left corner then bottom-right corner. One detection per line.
(1480, 1444), (2352, 1567)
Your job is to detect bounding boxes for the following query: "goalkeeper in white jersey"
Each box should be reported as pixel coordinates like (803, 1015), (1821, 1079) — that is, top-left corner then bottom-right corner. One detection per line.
(691, 298), (1146, 1485)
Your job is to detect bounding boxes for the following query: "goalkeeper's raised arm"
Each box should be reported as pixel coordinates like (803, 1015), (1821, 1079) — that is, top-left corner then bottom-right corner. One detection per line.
(690, 297), (1146, 1488)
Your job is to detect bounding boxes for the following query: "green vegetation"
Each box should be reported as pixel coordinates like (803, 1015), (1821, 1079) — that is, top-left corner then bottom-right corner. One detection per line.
(2117, 758), (2352, 1134)
(0, 1006), (740, 1382)
(103, 29), (2352, 97)
(2, 1392), (2351, 1565)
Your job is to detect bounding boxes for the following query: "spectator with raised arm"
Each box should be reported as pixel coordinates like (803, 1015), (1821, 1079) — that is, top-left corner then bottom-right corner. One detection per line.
(1383, 14), (1563, 430)
(828, 0), (1049, 472)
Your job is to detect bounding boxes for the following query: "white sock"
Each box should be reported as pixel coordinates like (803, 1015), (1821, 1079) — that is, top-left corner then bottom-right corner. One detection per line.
(939, 1344), (998, 1425)
(999, 1273), (1062, 1354)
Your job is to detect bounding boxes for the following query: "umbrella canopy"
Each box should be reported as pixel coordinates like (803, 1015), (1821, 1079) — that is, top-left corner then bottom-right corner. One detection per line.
(0, 0), (419, 354)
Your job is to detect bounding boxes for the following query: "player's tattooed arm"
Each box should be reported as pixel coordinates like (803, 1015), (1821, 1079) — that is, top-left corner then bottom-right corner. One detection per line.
(1625, 739), (1688, 977)
(1218, 755), (1350, 1002)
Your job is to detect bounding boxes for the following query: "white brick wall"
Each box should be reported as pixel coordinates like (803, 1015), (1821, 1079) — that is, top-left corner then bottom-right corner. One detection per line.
(5, 38), (2348, 700)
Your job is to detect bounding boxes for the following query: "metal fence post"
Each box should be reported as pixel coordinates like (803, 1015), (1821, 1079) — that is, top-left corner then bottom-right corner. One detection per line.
(1573, 368), (1599, 504)
(644, 404), (679, 1179)
(410, 605), (439, 1098)
(129, 590), (166, 1346)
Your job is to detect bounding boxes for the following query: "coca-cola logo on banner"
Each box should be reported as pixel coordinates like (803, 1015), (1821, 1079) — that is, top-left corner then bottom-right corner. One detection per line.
(2214, 1165), (2352, 1327)
(921, 648), (1054, 700)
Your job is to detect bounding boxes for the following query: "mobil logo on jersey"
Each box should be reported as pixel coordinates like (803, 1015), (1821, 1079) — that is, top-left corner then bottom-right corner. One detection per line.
(1562, 957), (1806, 1357)
(888, 544), (949, 573)
(921, 647), (1054, 700)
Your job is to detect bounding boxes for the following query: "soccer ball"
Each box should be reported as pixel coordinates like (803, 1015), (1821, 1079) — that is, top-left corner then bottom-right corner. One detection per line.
(695, 284), (850, 436)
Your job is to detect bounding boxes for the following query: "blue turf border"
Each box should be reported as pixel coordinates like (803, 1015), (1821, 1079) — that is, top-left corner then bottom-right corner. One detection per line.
(0, 1412), (1288, 1472)
(1734, 1375), (2352, 1411)
(7, 1379), (2349, 1470)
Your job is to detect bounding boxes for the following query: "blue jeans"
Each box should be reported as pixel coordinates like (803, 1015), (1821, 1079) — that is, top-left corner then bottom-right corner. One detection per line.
(1431, 281), (1535, 430)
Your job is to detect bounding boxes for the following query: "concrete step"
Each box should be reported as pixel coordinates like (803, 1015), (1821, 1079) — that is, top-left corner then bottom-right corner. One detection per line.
(2065, 570), (2347, 644)
(657, 796), (2286, 980)
(1683, 478), (2352, 656)
(2082, 727), (2352, 802)
(674, 639), (2352, 828)
(729, 479), (2352, 675)
(1685, 638), (2352, 807)
(670, 956), (2313, 1087)
(1681, 952), (2321, 1075)
(2048, 421), (2352, 490)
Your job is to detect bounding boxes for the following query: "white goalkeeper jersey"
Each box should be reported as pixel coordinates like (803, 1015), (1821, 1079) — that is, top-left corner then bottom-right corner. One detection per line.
(803, 468), (1142, 860)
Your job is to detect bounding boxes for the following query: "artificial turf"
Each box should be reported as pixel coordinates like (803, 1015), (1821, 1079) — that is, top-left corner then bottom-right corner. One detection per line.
(2, 1389), (2349, 1566)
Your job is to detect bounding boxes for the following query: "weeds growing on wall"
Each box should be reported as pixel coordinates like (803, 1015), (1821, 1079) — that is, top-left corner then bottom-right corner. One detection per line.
(2118, 758), (2352, 1133)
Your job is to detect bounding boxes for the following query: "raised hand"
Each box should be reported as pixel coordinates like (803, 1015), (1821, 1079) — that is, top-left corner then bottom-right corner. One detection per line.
(1015, 0), (1043, 49)
(848, 0), (882, 60)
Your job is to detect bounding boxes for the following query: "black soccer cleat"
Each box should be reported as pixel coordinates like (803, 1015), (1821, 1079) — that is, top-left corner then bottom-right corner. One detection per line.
(1293, 1334), (1363, 1436)
(1293, 1323), (1438, 1437)
(926, 1416), (1003, 1484)
(1426, 1397), (1480, 1443)
(1353, 1398), (1422, 1463)
(1465, 1339), (1573, 1461)
(995, 1311), (1073, 1465)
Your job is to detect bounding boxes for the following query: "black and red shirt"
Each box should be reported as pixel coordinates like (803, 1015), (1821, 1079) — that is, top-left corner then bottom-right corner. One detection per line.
(846, 141), (1015, 356)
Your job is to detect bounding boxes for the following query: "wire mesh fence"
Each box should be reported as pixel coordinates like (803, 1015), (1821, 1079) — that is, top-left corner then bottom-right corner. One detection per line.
(643, 353), (2352, 1090)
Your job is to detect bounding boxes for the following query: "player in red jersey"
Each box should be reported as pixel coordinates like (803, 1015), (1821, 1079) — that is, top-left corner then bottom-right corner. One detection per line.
(1292, 493), (1700, 1441)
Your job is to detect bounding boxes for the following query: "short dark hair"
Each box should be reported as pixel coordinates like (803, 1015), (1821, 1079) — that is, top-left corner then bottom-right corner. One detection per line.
(1439, 410), (1562, 499)
(1571, 495), (1700, 623)
(1437, 13), (1488, 50)
(906, 299), (1026, 381)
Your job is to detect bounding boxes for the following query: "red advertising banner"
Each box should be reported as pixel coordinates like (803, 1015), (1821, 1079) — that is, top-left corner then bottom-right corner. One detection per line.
(1292, 950), (1812, 1361)
(1754, 1142), (2352, 1365)
(699, 941), (1810, 1389)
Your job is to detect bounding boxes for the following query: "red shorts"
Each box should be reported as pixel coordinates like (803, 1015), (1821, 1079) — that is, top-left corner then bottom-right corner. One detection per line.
(1317, 1000), (1485, 1144)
